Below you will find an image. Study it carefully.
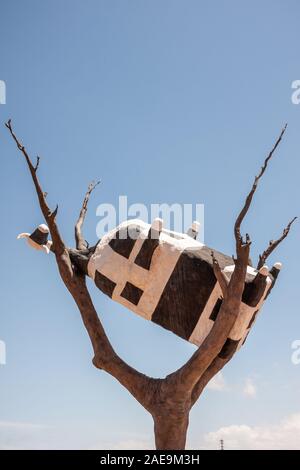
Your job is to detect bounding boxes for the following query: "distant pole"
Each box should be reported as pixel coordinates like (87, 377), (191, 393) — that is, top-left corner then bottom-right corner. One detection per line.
(220, 439), (224, 450)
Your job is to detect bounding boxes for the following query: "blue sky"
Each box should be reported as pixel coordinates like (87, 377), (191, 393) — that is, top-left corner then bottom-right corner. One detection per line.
(0, 0), (300, 449)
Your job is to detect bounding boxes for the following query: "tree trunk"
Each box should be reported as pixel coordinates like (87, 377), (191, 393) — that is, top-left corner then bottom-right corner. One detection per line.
(153, 411), (189, 450)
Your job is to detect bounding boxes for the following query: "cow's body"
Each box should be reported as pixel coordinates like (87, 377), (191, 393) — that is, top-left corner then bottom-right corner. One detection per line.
(87, 219), (274, 355)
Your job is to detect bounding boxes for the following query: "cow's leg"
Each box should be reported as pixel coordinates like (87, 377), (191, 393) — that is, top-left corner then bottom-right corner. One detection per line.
(242, 266), (270, 307)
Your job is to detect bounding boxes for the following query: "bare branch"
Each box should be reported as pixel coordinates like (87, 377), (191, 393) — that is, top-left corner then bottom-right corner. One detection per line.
(257, 217), (297, 269)
(211, 251), (228, 299)
(234, 124), (287, 250)
(34, 156), (40, 172)
(5, 120), (65, 256)
(75, 180), (100, 250)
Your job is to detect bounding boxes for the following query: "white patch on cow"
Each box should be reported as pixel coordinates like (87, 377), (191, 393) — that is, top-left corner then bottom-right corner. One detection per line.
(188, 283), (222, 346)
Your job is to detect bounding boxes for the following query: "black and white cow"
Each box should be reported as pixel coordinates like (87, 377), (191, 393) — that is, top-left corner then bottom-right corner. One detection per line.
(18, 218), (281, 358)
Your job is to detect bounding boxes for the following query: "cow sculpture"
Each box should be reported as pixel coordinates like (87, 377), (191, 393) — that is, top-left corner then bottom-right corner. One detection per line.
(18, 217), (280, 357)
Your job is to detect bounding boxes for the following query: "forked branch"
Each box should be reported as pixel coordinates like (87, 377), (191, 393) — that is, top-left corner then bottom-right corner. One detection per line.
(257, 217), (297, 269)
(234, 124), (287, 251)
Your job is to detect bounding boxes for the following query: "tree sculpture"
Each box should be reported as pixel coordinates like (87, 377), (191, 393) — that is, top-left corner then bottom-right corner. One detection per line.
(6, 120), (296, 450)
